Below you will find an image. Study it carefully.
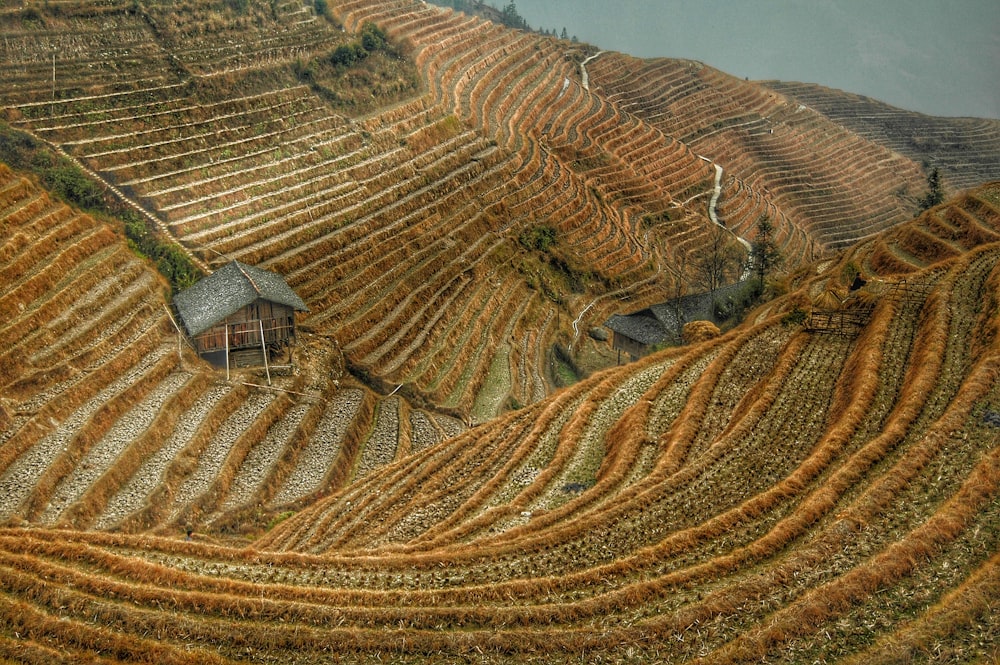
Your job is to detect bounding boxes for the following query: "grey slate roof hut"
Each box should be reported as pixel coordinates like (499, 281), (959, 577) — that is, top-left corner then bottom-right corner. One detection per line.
(605, 279), (753, 362)
(604, 310), (673, 362)
(604, 282), (749, 362)
(173, 261), (308, 373)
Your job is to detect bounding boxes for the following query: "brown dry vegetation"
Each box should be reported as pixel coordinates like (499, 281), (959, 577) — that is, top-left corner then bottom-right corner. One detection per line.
(1, 0), (999, 662)
(7, 0), (988, 421)
(1, 153), (997, 661)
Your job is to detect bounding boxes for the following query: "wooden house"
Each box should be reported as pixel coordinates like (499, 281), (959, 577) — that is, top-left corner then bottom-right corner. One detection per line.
(604, 311), (672, 362)
(173, 261), (308, 373)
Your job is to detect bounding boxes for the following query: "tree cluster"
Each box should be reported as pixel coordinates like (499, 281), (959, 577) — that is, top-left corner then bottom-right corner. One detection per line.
(329, 22), (393, 67)
(425, 1), (578, 41)
(694, 224), (745, 295)
(500, 2), (528, 30)
(518, 224), (557, 252)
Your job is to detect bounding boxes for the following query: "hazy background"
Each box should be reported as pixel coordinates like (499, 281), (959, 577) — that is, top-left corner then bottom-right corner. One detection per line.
(511, 0), (999, 119)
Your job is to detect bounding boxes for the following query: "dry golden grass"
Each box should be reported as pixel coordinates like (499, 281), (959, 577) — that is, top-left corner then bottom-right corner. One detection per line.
(840, 552), (1000, 665)
(1, 0), (999, 659)
(682, 319), (720, 344)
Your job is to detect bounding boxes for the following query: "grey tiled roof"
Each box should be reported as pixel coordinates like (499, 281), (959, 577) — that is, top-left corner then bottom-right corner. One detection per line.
(604, 313), (671, 346)
(173, 261), (308, 336)
(604, 279), (753, 346)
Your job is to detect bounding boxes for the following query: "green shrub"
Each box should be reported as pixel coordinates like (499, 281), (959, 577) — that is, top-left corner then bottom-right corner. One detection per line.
(551, 343), (586, 386)
(124, 213), (201, 292)
(781, 306), (808, 327)
(714, 280), (762, 323)
(841, 260), (861, 284)
(1, 122), (105, 210)
(266, 511), (296, 531)
(292, 58), (315, 82)
(45, 163), (104, 210)
(329, 23), (391, 67)
(1, 121), (201, 294)
(518, 224), (557, 252)
(20, 7), (44, 23)
(330, 43), (367, 67)
(360, 22), (388, 52)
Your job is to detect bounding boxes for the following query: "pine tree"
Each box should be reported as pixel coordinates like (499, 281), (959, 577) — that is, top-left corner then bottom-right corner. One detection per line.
(752, 215), (782, 290)
(917, 167), (945, 211)
(500, 2), (528, 30)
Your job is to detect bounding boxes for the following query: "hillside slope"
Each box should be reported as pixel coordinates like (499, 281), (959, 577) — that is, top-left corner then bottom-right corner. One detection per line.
(763, 80), (1000, 193)
(1, 0), (999, 658)
(584, 54), (929, 252)
(0, 182), (997, 662)
(1, 0), (976, 420)
(0, 163), (467, 537)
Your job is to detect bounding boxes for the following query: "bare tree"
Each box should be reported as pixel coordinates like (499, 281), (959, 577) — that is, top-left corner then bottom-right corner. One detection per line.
(695, 224), (744, 296)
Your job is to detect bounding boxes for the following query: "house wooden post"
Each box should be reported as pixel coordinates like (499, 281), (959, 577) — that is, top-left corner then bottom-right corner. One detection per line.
(259, 319), (271, 386)
(162, 304), (183, 361)
(172, 261), (308, 374)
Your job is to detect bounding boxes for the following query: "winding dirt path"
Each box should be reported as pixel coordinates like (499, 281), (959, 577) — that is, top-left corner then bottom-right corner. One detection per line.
(700, 155), (753, 273)
(579, 51), (605, 91)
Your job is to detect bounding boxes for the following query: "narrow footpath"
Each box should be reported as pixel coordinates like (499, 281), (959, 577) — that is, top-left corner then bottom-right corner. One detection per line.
(579, 51), (604, 91)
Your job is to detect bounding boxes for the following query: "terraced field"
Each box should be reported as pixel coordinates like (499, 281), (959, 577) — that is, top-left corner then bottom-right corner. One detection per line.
(0, 164), (464, 539)
(584, 54), (931, 253)
(3, 0), (969, 419)
(763, 80), (1000, 193)
(1, 173), (997, 662)
(1, 0), (999, 661)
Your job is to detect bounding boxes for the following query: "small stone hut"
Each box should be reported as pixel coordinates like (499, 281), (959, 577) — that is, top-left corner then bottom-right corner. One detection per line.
(173, 260), (308, 369)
